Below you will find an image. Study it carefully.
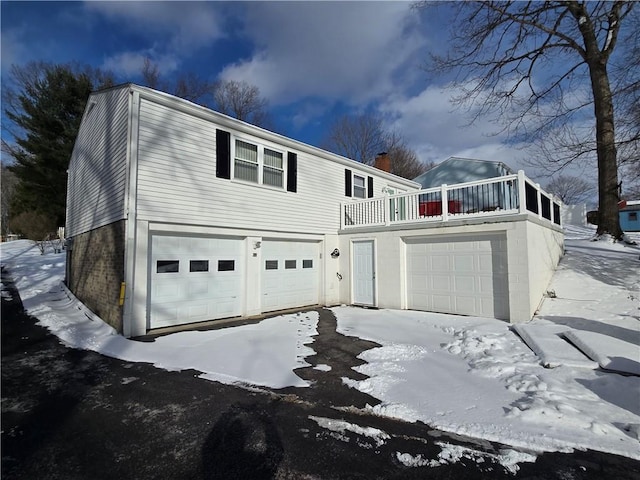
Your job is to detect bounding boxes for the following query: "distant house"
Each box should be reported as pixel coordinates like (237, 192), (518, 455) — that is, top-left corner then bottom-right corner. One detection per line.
(65, 84), (563, 338)
(414, 157), (514, 188)
(619, 200), (640, 232)
(413, 157), (517, 215)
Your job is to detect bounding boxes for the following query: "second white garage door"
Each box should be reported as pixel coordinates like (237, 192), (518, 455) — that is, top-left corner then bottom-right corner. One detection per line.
(261, 240), (320, 312)
(406, 234), (509, 319)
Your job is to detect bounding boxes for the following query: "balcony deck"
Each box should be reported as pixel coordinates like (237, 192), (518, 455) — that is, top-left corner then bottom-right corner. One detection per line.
(340, 171), (562, 230)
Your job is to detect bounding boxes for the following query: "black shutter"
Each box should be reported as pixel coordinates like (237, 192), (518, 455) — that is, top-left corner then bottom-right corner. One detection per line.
(287, 152), (297, 192)
(215, 129), (231, 179)
(367, 176), (374, 198)
(345, 169), (352, 197)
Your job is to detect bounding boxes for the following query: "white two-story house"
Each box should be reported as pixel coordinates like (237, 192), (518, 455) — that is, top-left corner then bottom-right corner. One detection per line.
(66, 84), (564, 338)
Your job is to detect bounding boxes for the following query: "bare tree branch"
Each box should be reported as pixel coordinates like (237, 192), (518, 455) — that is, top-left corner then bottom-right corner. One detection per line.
(415, 0), (638, 238)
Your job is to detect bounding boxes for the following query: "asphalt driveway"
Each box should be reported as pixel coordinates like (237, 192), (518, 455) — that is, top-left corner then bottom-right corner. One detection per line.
(2, 269), (639, 479)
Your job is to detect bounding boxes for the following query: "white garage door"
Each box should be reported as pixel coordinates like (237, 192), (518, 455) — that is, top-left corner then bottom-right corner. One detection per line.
(150, 235), (244, 329)
(261, 240), (320, 312)
(406, 235), (509, 319)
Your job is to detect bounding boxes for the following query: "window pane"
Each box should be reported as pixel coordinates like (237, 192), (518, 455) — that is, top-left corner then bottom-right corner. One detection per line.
(190, 260), (209, 272)
(263, 148), (283, 168)
(234, 159), (258, 182)
(157, 260), (179, 273)
(265, 260), (278, 270)
(354, 175), (366, 198)
(218, 260), (235, 271)
(263, 167), (283, 188)
(302, 259), (313, 268)
(285, 260), (296, 269)
(235, 140), (257, 163)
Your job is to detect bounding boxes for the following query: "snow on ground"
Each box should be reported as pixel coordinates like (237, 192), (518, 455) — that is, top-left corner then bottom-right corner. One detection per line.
(1, 225), (639, 468)
(0, 240), (317, 389)
(333, 225), (640, 461)
(396, 444), (537, 474)
(309, 416), (390, 448)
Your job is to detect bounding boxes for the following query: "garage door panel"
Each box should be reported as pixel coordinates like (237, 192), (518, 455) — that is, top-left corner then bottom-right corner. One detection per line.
(453, 254), (475, 272)
(432, 295), (452, 311)
(453, 275), (476, 292)
(431, 256), (450, 271)
(406, 235), (509, 320)
(455, 296), (476, 312)
(431, 275), (451, 292)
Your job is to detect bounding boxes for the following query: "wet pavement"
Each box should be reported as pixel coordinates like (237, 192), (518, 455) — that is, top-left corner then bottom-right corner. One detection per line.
(2, 267), (640, 479)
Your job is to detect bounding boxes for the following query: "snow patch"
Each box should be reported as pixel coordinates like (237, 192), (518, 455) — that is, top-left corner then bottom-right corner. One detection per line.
(309, 415), (390, 447)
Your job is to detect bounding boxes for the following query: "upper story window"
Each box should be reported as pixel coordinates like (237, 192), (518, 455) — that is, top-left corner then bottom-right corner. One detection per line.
(234, 140), (259, 183)
(345, 168), (373, 199)
(263, 148), (284, 188)
(233, 138), (285, 189)
(216, 129), (297, 192)
(353, 175), (366, 199)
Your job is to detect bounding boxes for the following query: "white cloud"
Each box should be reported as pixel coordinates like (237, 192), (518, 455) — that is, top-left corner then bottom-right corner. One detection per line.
(85, 1), (226, 76)
(219, 2), (427, 105)
(84, 2), (226, 51)
(379, 84), (518, 165)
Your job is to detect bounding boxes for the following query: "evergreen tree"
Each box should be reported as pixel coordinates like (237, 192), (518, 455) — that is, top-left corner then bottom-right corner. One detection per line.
(3, 63), (111, 227)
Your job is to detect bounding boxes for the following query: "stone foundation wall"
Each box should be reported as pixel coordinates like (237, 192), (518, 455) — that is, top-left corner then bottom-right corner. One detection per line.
(66, 221), (125, 332)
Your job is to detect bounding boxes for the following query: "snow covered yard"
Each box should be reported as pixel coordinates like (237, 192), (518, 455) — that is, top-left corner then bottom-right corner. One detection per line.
(1, 225), (639, 468)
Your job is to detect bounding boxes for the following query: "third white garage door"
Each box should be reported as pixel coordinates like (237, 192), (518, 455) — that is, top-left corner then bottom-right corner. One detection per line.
(406, 234), (509, 320)
(261, 240), (320, 312)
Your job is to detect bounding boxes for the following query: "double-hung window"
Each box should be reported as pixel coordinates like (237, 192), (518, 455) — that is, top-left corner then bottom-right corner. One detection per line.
(263, 148), (284, 188)
(233, 139), (284, 188)
(234, 140), (259, 183)
(353, 175), (366, 199)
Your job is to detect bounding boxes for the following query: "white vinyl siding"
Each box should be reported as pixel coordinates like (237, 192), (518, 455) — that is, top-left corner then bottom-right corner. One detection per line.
(66, 87), (130, 237)
(135, 97), (414, 235)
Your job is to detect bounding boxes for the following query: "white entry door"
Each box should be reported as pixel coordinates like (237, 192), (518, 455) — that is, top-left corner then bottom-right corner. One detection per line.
(150, 235), (244, 329)
(352, 240), (375, 306)
(261, 240), (320, 312)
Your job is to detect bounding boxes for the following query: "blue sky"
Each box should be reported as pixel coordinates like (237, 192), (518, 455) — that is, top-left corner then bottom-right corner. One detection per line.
(1, 1), (564, 179)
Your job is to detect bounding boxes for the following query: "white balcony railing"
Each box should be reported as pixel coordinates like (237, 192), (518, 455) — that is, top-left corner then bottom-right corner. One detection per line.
(340, 170), (562, 230)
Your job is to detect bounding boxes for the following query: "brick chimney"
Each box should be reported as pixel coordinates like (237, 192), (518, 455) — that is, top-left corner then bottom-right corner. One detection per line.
(374, 152), (391, 173)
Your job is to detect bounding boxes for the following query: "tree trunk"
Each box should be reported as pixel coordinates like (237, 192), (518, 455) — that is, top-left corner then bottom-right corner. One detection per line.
(589, 60), (623, 239)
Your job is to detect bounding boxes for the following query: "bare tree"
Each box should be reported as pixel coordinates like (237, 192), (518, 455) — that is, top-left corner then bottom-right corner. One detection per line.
(545, 175), (594, 204)
(211, 79), (272, 128)
(140, 57), (213, 106)
(141, 57), (163, 91)
(322, 113), (431, 179)
(388, 143), (435, 180)
(417, 1), (638, 239)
